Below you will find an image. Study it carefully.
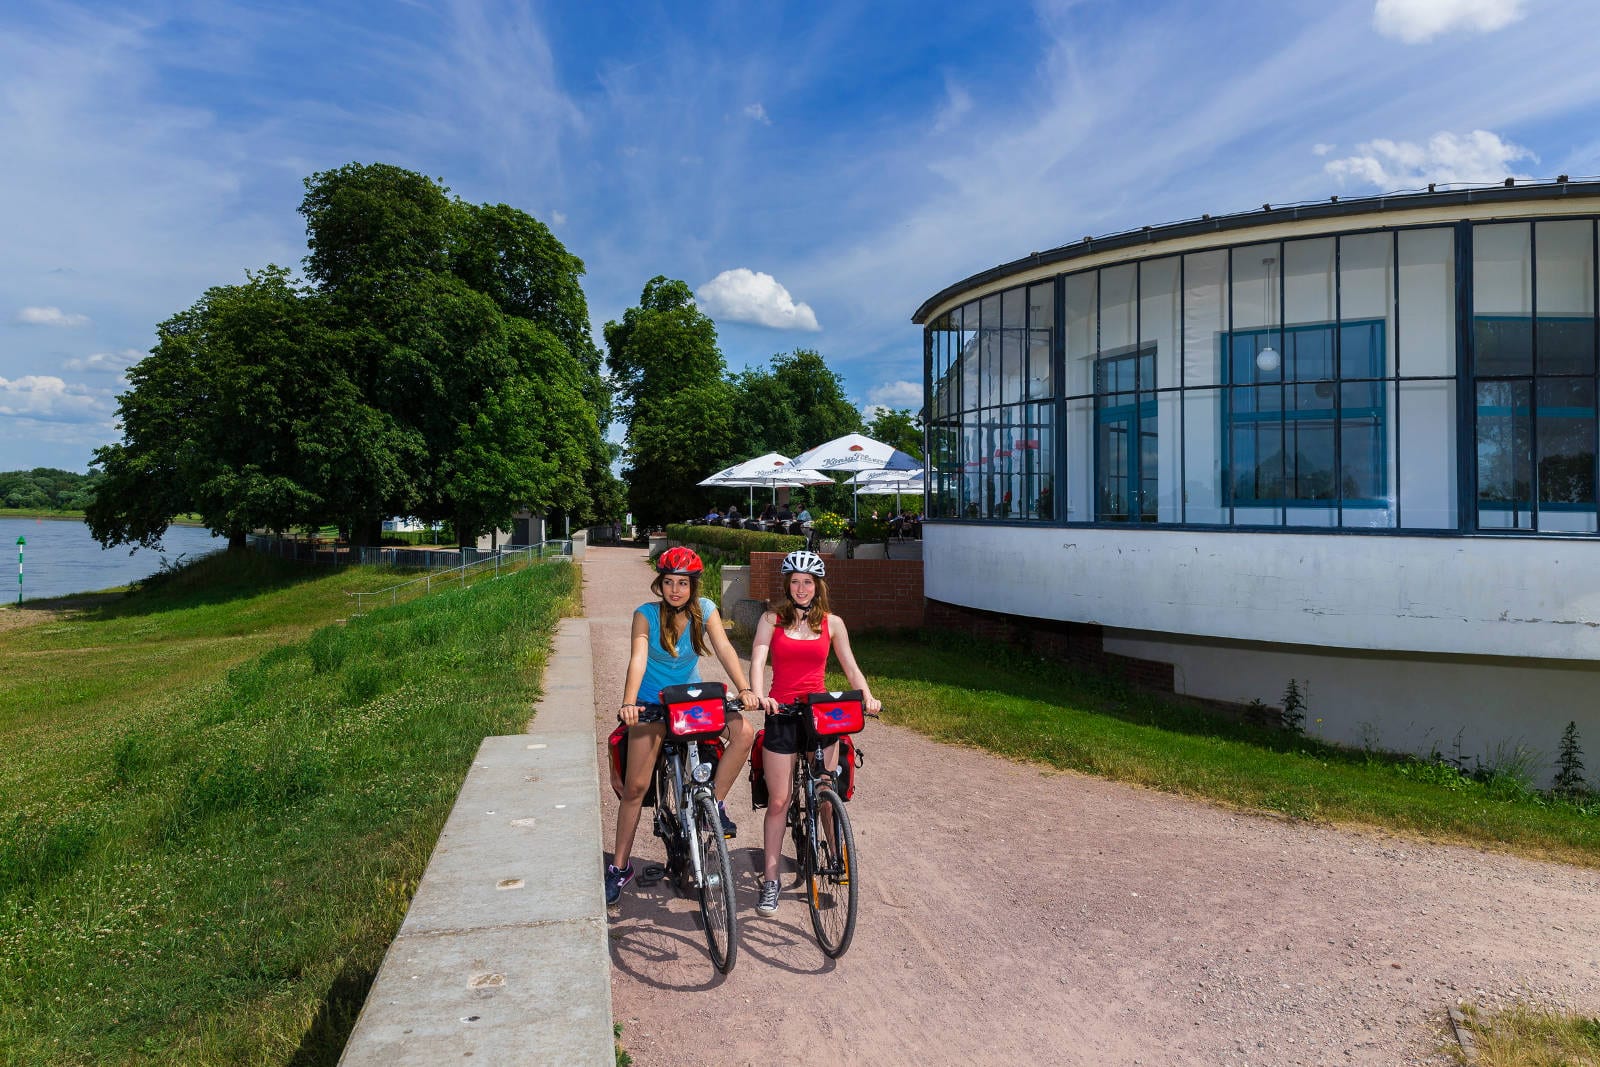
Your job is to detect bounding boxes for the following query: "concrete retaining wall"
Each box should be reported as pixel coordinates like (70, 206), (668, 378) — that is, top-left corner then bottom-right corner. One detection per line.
(339, 619), (611, 1066)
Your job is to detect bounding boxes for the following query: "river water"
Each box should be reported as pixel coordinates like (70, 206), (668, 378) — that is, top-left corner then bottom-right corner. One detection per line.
(2, 517), (224, 601)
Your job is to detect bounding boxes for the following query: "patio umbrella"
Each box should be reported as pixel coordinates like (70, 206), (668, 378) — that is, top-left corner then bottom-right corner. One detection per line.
(699, 453), (831, 510)
(782, 433), (922, 519)
(850, 469), (925, 513)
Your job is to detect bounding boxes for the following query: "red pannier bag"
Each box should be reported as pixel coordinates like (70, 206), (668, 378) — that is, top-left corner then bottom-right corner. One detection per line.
(833, 734), (861, 801)
(659, 682), (728, 738)
(806, 689), (865, 739)
(608, 721), (723, 805)
(748, 728), (768, 809)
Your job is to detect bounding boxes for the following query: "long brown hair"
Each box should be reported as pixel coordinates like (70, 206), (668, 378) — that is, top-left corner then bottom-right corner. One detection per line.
(650, 573), (710, 656)
(774, 572), (830, 634)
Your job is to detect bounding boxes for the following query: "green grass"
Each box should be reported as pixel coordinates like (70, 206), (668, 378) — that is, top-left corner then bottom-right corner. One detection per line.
(1450, 1001), (1600, 1065)
(844, 630), (1600, 867)
(0, 551), (579, 1065)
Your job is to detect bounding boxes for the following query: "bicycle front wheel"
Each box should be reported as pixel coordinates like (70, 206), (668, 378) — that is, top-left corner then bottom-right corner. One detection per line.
(694, 794), (738, 973)
(804, 786), (858, 958)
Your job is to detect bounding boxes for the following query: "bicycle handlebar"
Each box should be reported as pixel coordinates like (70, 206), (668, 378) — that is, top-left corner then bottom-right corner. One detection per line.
(628, 696), (744, 724)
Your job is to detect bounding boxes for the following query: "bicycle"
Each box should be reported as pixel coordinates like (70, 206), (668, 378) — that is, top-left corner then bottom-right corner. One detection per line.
(634, 682), (741, 973)
(767, 692), (865, 958)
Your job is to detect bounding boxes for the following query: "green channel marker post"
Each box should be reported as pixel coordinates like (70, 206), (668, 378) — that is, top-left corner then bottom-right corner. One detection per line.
(16, 535), (23, 604)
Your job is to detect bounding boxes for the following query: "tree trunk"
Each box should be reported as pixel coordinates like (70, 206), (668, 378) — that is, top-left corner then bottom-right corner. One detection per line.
(228, 530), (248, 552)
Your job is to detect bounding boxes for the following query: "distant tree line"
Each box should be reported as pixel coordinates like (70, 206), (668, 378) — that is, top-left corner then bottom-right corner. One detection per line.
(0, 468), (104, 511)
(605, 276), (922, 527)
(88, 163), (624, 551)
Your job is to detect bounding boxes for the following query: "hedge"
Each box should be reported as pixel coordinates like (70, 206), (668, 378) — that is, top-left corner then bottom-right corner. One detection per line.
(664, 524), (805, 563)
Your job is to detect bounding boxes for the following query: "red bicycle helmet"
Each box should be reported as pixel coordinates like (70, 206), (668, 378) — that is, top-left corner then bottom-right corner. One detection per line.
(655, 546), (704, 575)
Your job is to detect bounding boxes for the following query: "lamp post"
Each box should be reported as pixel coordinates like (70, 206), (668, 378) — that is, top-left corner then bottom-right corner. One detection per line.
(16, 535), (23, 604)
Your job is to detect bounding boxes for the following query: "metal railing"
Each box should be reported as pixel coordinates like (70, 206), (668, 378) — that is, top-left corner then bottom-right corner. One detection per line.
(346, 540), (572, 615)
(248, 534), (573, 570)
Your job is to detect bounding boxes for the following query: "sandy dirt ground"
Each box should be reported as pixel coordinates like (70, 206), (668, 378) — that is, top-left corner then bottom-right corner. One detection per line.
(583, 545), (1600, 1067)
(0, 595), (116, 634)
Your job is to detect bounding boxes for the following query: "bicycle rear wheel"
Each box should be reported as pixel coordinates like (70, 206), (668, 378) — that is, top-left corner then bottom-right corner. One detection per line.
(694, 794), (738, 973)
(654, 763), (687, 890)
(804, 786), (857, 958)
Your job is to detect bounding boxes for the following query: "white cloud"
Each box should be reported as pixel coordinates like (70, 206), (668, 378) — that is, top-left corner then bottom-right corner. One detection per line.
(1312, 142), (1336, 156)
(743, 102), (771, 125)
(63, 349), (142, 375)
(696, 269), (820, 331)
(14, 305), (89, 327)
(1374, 0), (1526, 43)
(866, 380), (923, 411)
(1324, 129), (1536, 188)
(0, 375), (112, 424)
(550, 210), (568, 225)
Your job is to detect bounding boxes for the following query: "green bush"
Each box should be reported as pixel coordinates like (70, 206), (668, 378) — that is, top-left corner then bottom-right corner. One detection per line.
(854, 515), (889, 544)
(664, 524), (804, 563)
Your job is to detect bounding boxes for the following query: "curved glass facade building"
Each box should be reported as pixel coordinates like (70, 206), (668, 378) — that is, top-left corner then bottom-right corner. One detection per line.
(914, 182), (1600, 776)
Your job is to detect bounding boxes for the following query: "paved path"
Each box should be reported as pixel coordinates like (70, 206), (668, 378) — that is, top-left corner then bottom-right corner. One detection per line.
(584, 545), (1600, 1067)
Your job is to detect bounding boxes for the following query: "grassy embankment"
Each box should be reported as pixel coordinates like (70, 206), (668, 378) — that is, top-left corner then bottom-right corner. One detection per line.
(841, 629), (1600, 867)
(0, 551), (579, 1065)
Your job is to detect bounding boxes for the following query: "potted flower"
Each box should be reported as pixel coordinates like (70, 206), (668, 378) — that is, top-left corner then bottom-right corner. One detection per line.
(811, 510), (846, 557)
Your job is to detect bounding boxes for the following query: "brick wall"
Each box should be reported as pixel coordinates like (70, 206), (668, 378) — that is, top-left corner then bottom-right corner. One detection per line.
(749, 552), (924, 631)
(746, 554), (1178, 696)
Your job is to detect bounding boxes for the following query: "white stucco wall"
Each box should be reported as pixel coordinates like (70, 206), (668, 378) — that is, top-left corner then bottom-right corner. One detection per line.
(924, 524), (1600, 661)
(1099, 628), (1599, 785)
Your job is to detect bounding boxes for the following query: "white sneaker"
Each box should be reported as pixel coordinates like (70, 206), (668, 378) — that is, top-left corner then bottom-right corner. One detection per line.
(756, 879), (780, 915)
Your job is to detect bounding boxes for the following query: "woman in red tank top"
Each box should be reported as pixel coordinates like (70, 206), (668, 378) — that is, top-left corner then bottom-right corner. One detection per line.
(748, 549), (880, 917)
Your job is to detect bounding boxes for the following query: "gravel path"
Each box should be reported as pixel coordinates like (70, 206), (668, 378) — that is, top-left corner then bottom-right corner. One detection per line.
(584, 545), (1600, 1066)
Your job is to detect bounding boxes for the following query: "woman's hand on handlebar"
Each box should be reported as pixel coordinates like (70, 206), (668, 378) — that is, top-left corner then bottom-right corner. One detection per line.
(619, 702), (643, 726)
(865, 695), (882, 717)
(756, 695), (780, 714)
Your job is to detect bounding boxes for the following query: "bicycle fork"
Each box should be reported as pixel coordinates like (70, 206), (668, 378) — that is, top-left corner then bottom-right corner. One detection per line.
(670, 744), (716, 890)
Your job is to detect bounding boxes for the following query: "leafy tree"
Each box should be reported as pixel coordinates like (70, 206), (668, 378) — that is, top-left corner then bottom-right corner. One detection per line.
(300, 163), (615, 544)
(0, 469), (104, 511)
(866, 407), (924, 460)
(91, 162), (614, 551)
(606, 277), (734, 526)
(88, 266), (339, 550)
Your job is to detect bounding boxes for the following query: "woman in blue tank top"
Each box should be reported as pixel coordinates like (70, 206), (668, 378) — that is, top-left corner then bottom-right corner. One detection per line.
(606, 547), (757, 906)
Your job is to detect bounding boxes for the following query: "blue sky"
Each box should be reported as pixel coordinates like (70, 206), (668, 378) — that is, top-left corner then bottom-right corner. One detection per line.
(4, 0), (1599, 472)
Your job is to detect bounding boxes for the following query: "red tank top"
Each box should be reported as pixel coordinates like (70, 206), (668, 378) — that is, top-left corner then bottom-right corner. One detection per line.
(768, 613), (831, 703)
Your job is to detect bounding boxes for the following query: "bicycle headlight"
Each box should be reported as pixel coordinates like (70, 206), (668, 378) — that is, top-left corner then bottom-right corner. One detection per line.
(691, 761), (714, 784)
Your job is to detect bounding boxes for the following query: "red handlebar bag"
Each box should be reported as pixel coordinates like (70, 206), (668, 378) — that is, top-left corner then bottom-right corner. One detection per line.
(806, 690), (865, 737)
(659, 682), (728, 738)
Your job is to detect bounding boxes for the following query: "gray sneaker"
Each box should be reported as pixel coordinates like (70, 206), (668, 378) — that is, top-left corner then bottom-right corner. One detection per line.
(756, 878), (780, 915)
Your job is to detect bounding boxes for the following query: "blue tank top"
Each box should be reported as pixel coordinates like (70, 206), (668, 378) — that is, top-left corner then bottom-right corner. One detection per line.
(638, 597), (717, 703)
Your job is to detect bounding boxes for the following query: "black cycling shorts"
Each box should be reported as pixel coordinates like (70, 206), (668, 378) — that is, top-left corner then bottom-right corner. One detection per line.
(762, 713), (837, 756)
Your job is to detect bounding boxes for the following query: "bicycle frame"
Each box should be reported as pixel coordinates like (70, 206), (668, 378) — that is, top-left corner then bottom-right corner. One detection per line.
(652, 736), (719, 889)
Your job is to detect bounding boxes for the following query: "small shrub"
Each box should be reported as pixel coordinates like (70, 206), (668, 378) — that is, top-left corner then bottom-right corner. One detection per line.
(1554, 720), (1588, 798)
(1280, 679), (1307, 735)
(662, 524), (805, 562)
(855, 514), (889, 544)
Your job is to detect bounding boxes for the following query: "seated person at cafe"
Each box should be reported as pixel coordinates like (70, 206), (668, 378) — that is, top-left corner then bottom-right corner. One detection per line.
(797, 506), (812, 522)
(775, 503), (793, 521)
(705, 505), (722, 522)
(760, 502), (777, 521)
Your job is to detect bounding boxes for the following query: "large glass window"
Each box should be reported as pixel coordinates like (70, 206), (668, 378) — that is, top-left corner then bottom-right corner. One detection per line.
(927, 281), (1057, 521)
(924, 215), (1600, 536)
(1473, 220), (1598, 532)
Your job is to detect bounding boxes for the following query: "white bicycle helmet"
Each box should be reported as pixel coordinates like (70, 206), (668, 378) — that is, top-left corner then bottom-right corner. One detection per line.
(781, 549), (826, 578)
